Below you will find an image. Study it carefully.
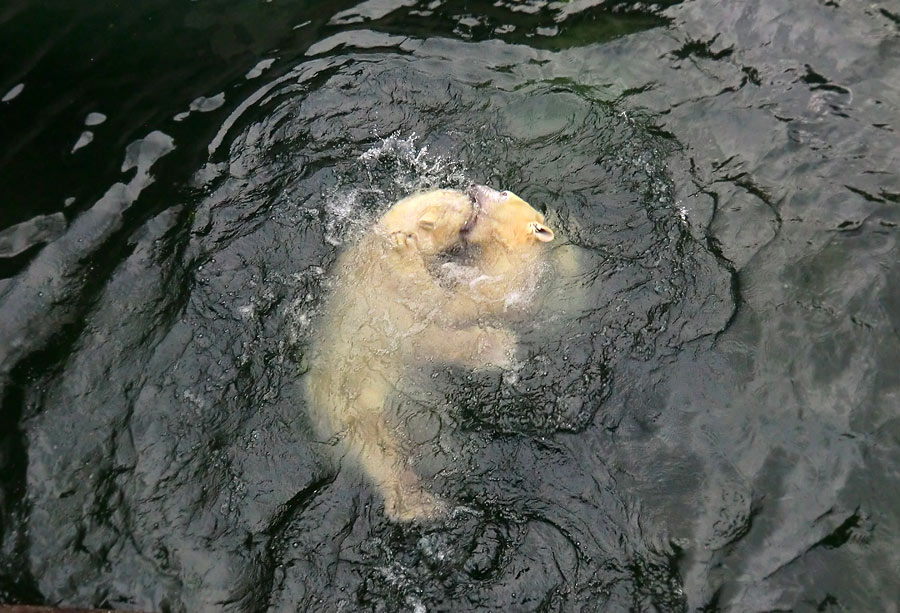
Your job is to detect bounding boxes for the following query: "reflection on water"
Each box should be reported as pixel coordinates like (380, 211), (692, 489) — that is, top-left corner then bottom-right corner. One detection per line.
(2, 0), (900, 610)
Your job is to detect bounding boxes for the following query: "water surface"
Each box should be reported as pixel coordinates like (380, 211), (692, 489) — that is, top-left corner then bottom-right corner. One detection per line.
(2, 1), (899, 611)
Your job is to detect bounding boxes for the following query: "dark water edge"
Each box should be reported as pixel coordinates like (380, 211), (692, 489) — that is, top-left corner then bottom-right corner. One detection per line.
(2, 0), (900, 611)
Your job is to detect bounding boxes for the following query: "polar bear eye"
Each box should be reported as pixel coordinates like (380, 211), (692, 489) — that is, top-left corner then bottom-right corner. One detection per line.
(500, 191), (510, 199)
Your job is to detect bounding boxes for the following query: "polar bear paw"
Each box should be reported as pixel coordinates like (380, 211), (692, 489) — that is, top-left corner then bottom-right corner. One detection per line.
(385, 488), (449, 523)
(389, 231), (421, 255)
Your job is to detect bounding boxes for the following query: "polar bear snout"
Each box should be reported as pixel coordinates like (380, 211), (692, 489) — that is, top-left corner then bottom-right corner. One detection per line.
(464, 183), (506, 233)
(467, 184), (518, 217)
(468, 183), (502, 209)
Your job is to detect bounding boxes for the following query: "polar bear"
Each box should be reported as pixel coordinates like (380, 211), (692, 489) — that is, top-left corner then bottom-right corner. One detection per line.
(306, 189), (514, 521)
(305, 186), (554, 521)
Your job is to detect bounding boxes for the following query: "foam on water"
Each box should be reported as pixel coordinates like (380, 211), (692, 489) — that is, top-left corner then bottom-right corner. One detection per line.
(320, 132), (471, 246)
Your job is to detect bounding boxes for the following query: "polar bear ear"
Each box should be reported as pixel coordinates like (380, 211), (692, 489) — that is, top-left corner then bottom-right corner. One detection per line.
(417, 207), (438, 231)
(528, 221), (554, 242)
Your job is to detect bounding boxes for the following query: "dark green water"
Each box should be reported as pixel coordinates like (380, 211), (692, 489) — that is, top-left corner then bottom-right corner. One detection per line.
(2, 1), (899, 611)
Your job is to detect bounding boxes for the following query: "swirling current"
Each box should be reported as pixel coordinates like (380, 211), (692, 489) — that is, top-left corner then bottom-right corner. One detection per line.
(2, 1), (899, 611)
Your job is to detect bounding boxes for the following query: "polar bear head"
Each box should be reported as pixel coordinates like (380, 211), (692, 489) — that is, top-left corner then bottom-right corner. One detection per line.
(377, 189), (476, 256)
(462, 184), (554, 252)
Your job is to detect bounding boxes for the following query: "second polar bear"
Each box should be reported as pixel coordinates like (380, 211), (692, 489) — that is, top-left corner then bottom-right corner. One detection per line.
(305, 185), (553, 521)
(448, 184), (555, 317)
